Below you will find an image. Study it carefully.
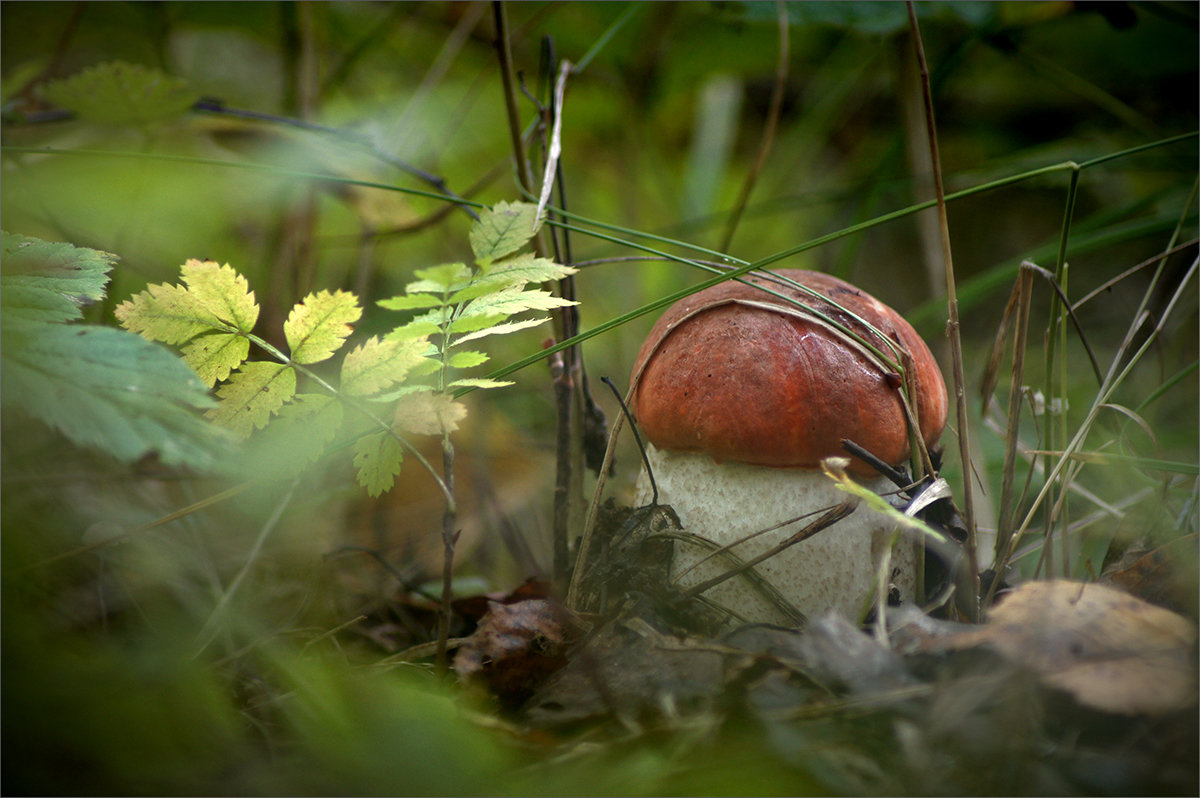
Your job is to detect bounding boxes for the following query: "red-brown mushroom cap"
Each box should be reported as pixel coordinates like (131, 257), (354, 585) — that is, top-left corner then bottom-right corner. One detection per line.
(630, 269), (947, 476)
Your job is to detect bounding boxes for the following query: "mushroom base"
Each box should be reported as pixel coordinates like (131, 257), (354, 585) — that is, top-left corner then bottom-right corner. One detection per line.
(633, 445), (919, 626)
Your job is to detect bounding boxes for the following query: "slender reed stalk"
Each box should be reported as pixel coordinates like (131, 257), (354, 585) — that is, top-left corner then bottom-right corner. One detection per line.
(906, 2), (978, 618)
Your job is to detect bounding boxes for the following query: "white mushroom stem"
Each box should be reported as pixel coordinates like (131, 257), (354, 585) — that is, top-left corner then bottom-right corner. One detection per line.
(633, 443), (919, 626)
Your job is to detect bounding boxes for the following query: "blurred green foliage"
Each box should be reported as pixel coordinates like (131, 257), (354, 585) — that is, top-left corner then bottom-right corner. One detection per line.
(2, 2), (1196, 794)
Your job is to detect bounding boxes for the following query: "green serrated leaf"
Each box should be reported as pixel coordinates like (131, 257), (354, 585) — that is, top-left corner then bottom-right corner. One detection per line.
(411, 263), (470, 292)
(452, 316), (552, 346)
(207, 361), (297, 437)
(470, 201), (540, 267)
(378, 293), (445, 312)
(341, 336), (432, 397)
(458, 285), (577, 320)
(1, 324), (226, 469)
(447, 378), (515, 390)
(180, 332), (250, 387)
(43, 61), (199, 127)
(447, 312), (509, 335)
(445, 350), (489, 369)
(1, 232), (117, 325)
(284, 289), (361, 364)
(179, 259), (259, 332)
(387, 319), (443, 341)
(115, 281), (220, 345)
(478, 252), (578, 285)
(353, 431), (405, 497)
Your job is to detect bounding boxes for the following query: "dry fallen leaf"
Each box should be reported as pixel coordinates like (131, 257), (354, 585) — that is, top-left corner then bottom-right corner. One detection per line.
(453, 599), (579, 707)
(951, 580), (1197, 716)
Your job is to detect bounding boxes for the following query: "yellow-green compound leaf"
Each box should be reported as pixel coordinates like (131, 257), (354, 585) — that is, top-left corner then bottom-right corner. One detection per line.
(284, 289), (361, 364)
(448, 378), (514, 390)
(387, 319), (443, 342)
(445, 350), (489, 369)
(43, 61), (199, 127)
(116, 280), (220, 345)
(408, 263), (471, 293)
(181, 332), (250, 387)
(179, 259), (258, 332)
(459, 285), (577, 320)
(452, 316), (551, 346)
(341, 336), (432, 397)
(207, 361), (297, 437)
(353, 430), (405, 497)
(470, 201), (540, 268)
(377, 293), (444, 312)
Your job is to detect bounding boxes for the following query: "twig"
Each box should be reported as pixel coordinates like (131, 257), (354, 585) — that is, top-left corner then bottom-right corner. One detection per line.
(906, 2), (979, 620)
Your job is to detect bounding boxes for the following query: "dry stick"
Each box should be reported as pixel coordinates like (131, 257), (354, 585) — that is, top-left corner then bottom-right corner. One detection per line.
(493, 3), (578, 590)
(906, 3), (979, 620)
(718, 0), (789, 253)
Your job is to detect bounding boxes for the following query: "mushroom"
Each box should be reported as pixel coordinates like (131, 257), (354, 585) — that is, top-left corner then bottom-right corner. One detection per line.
(629, 269), (947, 625)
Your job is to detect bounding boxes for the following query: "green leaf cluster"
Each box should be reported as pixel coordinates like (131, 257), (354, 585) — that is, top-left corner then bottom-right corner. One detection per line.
(1, 232), (225, 469)
(117, 259), (429, 490)
(365, 201), (575, 493)
(114, 201), (572, 497)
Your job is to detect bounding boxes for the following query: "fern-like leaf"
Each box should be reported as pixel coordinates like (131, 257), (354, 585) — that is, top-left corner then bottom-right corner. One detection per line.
(451, 316), (552, 346)
(457, 285), (577, 319)
(447, 377), (515, 390)
(284, 289), (361, 365)
(377, 293), (444, 312)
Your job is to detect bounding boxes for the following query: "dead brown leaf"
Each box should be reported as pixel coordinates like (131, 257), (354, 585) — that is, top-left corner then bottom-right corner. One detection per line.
(948, 580), (1197, 716)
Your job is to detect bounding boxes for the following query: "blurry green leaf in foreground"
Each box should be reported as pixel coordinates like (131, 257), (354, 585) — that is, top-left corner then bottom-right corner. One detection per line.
(42, 60), (199, 127)
(2, 325), (225, 469)
(1, 234), (226, 469)
(0, 231), (116, 324)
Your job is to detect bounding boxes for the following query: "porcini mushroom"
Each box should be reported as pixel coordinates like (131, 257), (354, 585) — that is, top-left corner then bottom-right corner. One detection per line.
(629, 269), (947, 625)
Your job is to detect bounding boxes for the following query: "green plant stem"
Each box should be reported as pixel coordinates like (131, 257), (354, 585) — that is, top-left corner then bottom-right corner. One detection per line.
(1006, 255), (1198, 561)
